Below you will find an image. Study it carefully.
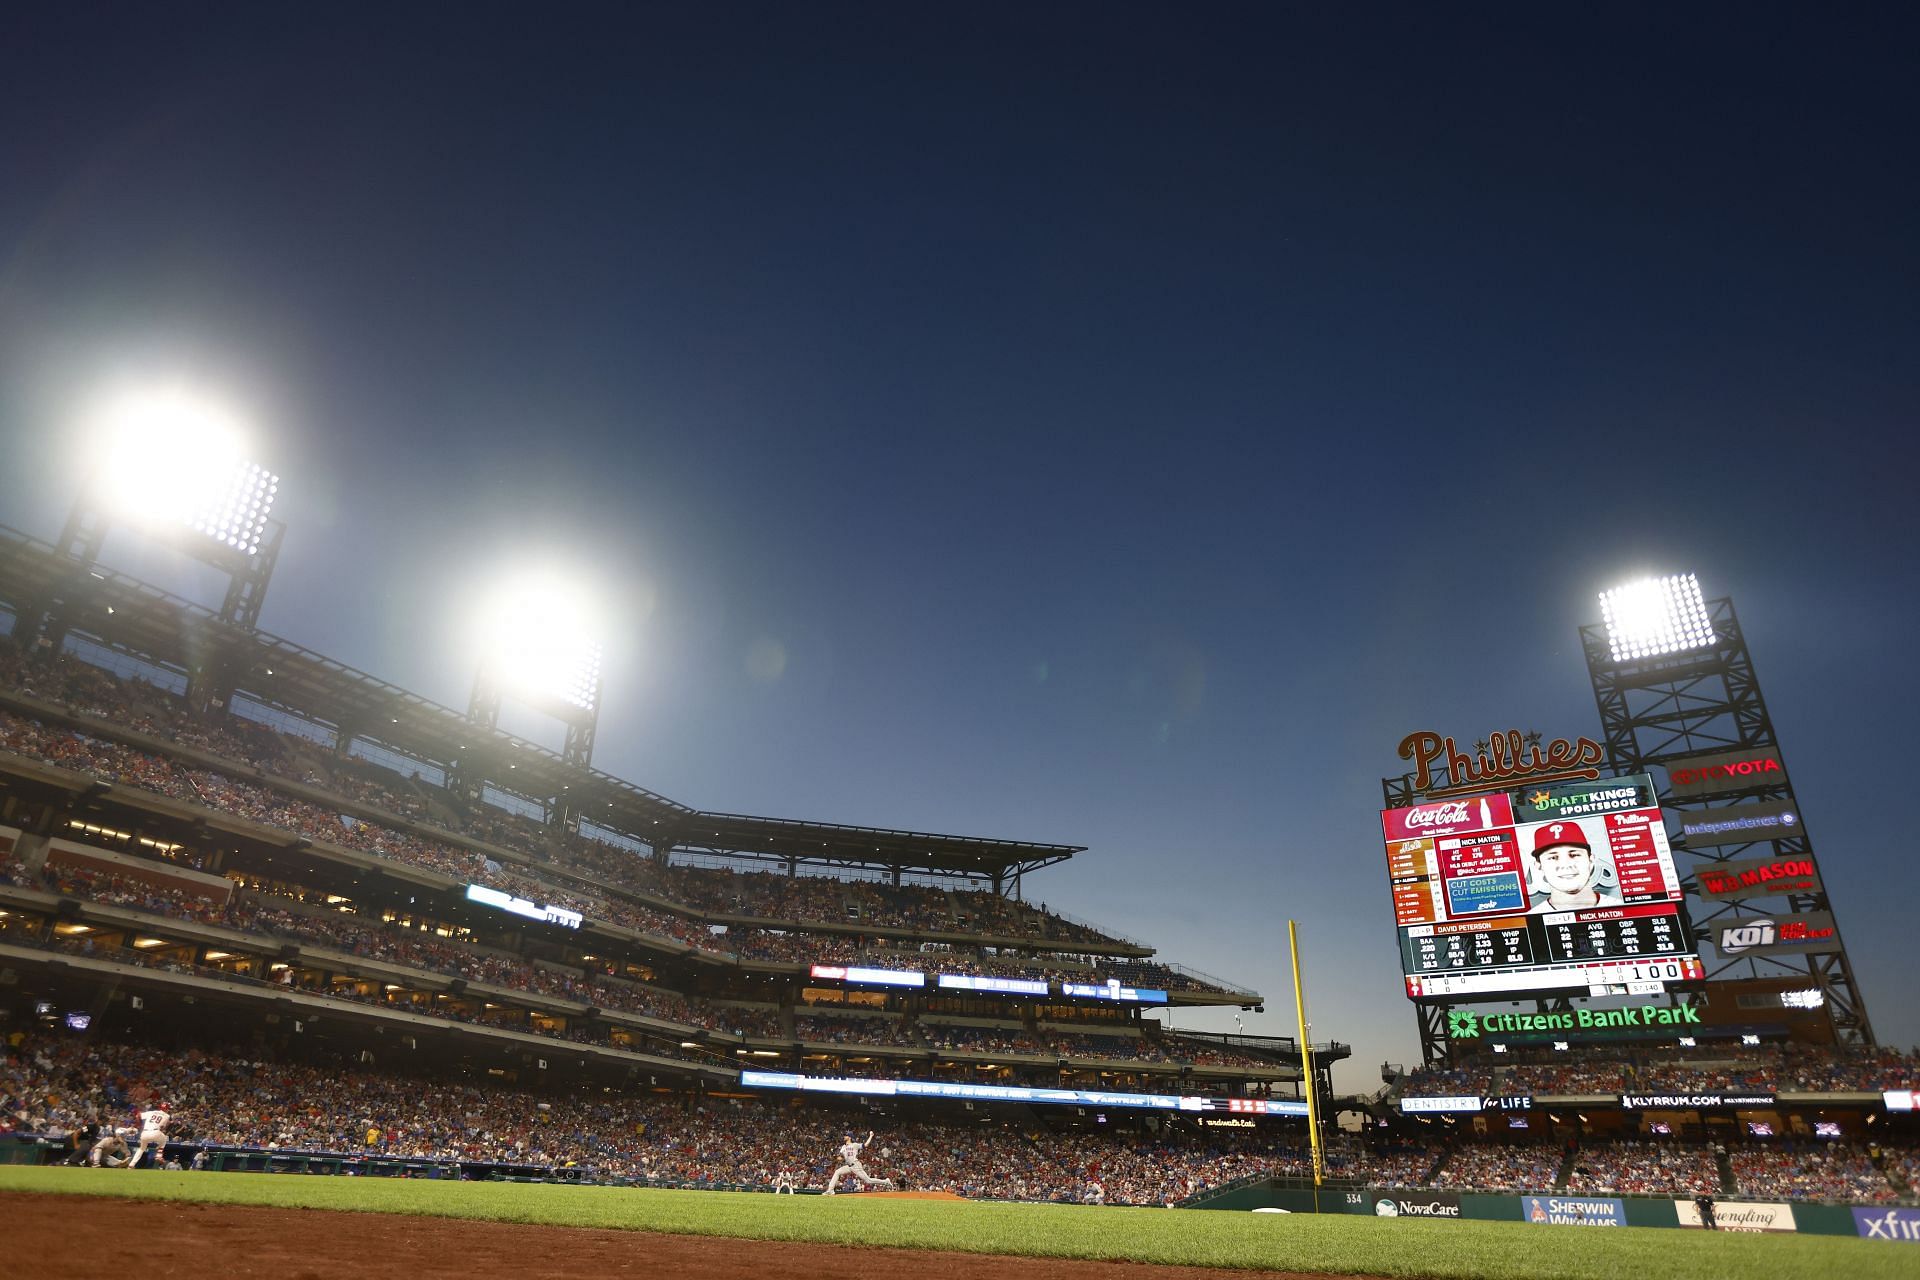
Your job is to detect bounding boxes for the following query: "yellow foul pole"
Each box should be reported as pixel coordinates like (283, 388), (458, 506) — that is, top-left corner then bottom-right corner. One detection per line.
(1289, 918), (1325, 1186)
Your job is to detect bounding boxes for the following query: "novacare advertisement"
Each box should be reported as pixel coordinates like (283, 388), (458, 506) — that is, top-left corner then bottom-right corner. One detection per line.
(1676, 1200), (1797, 1232)
(1369, 1191), (1462, 1218)
(1524, 1195), (1625, 1227)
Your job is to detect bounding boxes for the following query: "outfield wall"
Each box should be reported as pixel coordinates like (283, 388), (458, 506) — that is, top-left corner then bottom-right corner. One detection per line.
(1193, 1179), (1914, 1238)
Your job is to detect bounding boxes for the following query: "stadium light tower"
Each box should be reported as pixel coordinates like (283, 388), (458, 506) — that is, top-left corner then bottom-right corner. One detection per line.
(28, 385), (287, 712)
(1584, 572), (1874, 1046)
(468, 576), (605, 789)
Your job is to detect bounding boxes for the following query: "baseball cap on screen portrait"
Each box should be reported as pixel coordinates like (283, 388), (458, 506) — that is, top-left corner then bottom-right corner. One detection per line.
(1530, 822), (1590, 855)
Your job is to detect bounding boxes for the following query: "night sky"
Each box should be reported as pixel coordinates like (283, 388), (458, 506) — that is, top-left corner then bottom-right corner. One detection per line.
(2, 4), (1915, 1082)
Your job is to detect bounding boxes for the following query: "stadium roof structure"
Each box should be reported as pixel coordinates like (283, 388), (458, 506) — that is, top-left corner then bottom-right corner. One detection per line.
(0, 525), (1083, 883)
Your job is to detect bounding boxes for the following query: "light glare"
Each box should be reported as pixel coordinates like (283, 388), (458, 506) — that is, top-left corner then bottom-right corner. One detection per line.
(477, 578), (603, 712)
(91, 388), (278, 554)
(1599, 573), (1715, 663)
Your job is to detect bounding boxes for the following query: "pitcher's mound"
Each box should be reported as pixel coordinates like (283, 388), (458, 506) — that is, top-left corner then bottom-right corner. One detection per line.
(856, 1190), (968, 1201)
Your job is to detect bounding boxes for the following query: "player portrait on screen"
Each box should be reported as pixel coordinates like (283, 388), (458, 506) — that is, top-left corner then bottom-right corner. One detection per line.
(1522, 819), (1622, 913)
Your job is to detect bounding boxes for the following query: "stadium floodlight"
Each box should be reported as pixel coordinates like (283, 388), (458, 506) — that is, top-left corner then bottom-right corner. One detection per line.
(1597, 573), (1716, 663)
(475, 578), (603, 713)
(90, 387), (279, 556)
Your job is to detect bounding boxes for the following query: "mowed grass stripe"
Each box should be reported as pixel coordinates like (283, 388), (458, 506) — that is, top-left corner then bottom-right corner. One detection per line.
(0, 1167), (1909, 1280)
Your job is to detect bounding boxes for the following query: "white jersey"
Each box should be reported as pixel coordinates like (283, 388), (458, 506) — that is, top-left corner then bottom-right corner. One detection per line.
(838, 1141), (863, 1165)
(139, 1110), (170, 1135)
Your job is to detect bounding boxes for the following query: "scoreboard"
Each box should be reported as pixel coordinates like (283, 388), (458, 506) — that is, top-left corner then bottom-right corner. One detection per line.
(1383, 775), (1703, 1000)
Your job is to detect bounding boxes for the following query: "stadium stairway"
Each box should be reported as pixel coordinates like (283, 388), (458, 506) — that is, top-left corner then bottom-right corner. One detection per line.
(1715, 1148), (1736, 1195)
(1879, 1151), (1913, 1198)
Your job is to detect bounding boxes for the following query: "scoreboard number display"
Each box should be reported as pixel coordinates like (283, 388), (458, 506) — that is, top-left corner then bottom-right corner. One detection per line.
(1382, 775), (1703, 1000)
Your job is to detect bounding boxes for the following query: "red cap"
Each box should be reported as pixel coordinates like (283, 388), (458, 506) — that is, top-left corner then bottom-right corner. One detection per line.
(1531, 821), (1590, 855)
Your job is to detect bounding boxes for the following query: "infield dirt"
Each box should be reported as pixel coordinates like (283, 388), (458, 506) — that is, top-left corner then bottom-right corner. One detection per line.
(0, 1191), (1374, 1280)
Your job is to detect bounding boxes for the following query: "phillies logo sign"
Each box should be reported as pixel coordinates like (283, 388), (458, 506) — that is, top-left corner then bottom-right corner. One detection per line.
(1398, 730), (1605, 798)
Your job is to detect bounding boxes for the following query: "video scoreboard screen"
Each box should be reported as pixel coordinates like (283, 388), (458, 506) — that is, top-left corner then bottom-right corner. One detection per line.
(1382, 774), (1703, 1000)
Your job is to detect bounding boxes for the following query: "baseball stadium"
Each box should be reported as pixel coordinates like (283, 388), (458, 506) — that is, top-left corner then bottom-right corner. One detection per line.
(3, 9), (1917, 1280)
(0, 480), (1916, 1280)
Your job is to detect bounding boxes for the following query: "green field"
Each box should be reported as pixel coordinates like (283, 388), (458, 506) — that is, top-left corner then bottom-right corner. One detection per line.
(1, 1166), (1910, 1279)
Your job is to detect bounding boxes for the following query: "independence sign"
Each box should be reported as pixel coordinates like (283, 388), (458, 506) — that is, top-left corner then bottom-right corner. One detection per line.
(1679, 801), (1802, 847)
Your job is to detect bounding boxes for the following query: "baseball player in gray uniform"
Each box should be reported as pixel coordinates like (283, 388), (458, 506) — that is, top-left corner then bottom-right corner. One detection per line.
(89, 1128), (133, 1168)
(824, 1131), (894, 1194)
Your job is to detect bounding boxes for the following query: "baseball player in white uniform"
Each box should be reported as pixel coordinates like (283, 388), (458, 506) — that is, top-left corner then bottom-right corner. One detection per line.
(126, 1106), (173, 1170)
(771, 1169), (798, 1194)
(824, 1131), (894, 1194)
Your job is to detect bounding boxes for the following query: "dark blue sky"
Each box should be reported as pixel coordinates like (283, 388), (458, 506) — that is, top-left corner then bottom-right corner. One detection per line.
(2, 4), (1915, 1080)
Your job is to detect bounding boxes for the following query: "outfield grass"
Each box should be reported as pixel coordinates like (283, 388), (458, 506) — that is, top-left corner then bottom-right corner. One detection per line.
(0, 1166), (1910, 1279)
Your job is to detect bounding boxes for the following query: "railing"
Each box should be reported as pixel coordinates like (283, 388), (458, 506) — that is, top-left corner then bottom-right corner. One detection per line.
(1024, 904), (1148, 949)
(1155, 958), (1260, 996)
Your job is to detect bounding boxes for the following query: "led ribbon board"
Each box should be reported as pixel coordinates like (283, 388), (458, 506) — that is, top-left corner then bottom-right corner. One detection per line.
(1618, 1092), (1777, 1109)
(807, 964), (926, 988)
(739, 1070), (1309, 1115)
(1398, 1095), (1533, 1115)
(937, 974), (1050, 995)
(1061, 981), (1169, 1004)
(465, 883), (583, 929)
(1382, 773), (1702, 1000)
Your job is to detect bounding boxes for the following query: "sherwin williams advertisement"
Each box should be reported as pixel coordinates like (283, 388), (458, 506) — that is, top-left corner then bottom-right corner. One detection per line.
(1525, 1196), (1625, 1227)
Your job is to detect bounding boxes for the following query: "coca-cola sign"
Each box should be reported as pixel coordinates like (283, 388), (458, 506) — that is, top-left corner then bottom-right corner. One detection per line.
(1381, 793), (1514, 841)
(1397, 730), (1606, 798)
